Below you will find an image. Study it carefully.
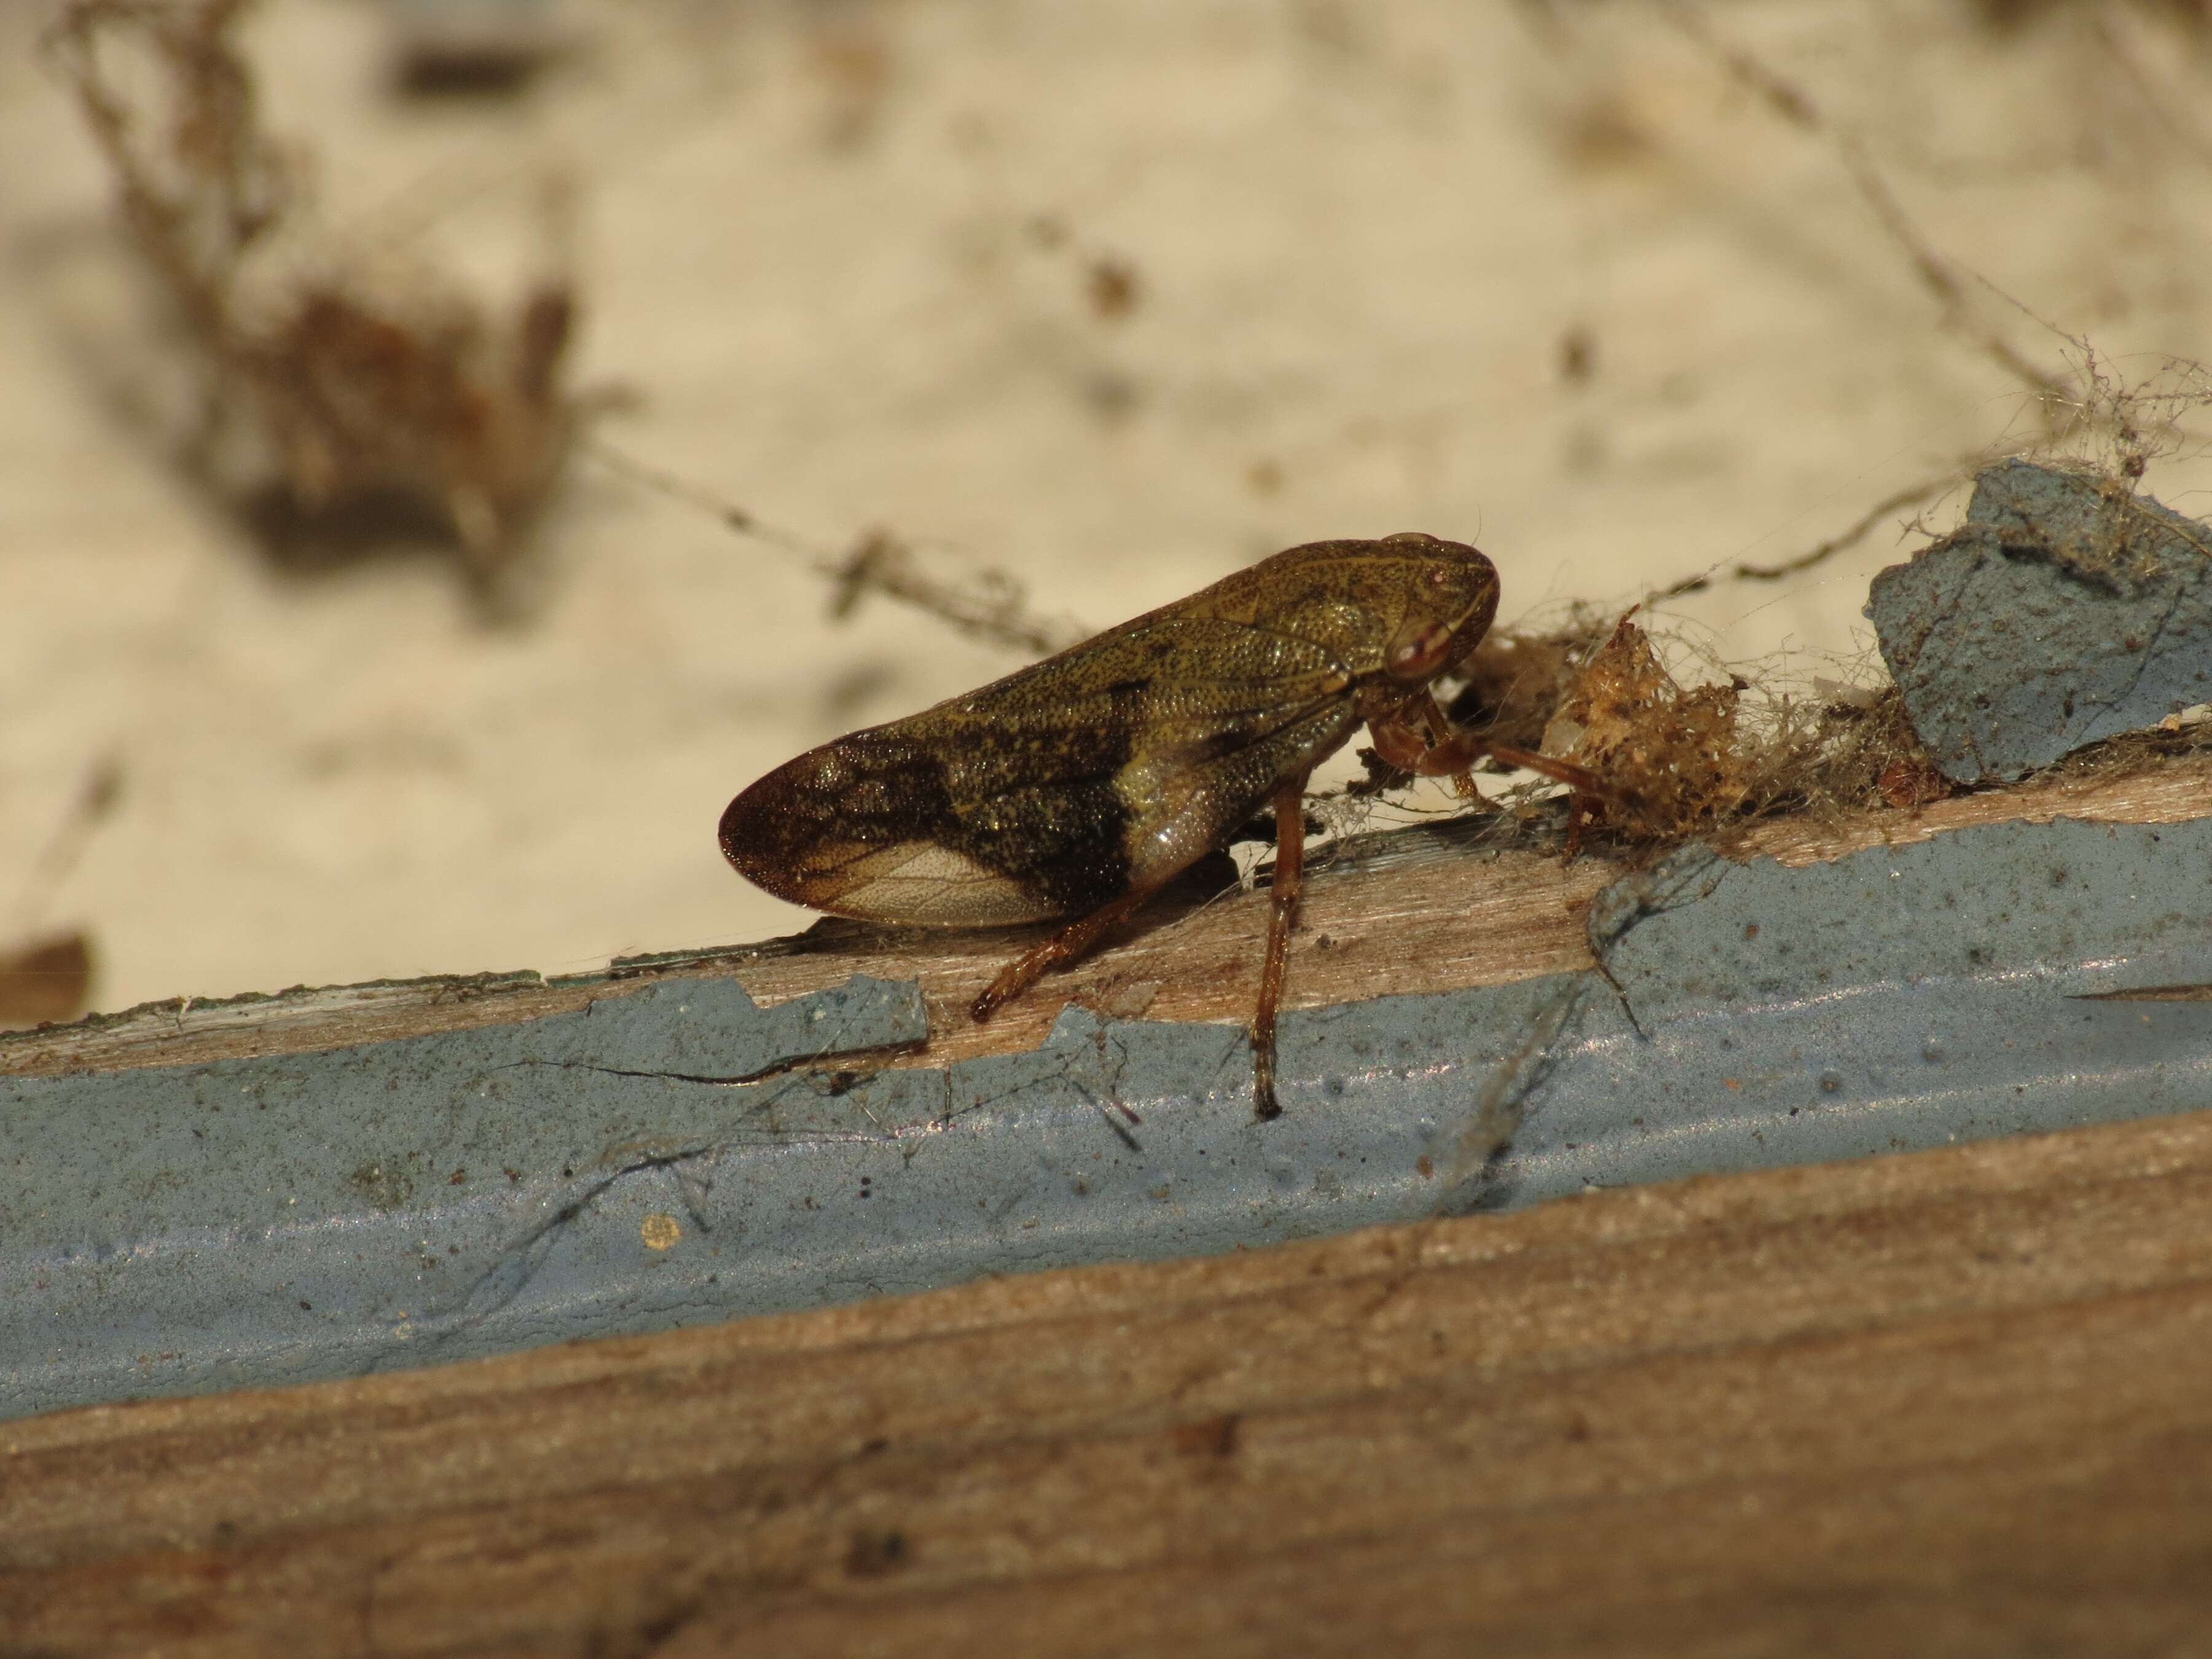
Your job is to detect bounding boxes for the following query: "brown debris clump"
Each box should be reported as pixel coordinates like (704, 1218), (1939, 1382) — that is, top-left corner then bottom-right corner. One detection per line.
(1877, 755), (1953, 811)
(1744, 686), (1944, 823)
(1451, 618), (1596, 755)
(1441, 603), (1964, 854)
(47, 0), (587, 611)
(1538, 615), (1756, 841)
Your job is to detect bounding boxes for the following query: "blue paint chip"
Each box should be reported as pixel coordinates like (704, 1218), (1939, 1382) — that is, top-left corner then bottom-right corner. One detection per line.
(1868, 459), (2212, 782)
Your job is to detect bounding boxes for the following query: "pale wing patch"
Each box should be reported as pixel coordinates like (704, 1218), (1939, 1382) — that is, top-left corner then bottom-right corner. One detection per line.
(807, 841), (1059, 927)
(1116, 701), (1363, 885)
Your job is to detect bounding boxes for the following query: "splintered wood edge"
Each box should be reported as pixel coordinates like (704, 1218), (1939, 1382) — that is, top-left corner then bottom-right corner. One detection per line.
(6, 750), (2210, 1080)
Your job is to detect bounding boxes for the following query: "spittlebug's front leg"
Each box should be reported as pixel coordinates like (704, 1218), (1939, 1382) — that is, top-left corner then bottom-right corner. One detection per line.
(1250, 779), (1309, 1122)
(1370, 692), (1603, 828)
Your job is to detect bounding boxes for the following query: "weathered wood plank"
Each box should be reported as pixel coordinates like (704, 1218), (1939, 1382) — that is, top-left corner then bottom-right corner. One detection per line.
(5, 1102), (2211, 1655)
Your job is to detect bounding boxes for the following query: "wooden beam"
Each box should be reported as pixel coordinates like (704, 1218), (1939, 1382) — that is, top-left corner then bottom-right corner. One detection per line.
(5, 1099), (2211, 1655)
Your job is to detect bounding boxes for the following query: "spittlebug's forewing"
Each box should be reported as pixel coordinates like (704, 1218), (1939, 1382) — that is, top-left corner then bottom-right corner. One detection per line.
(721, 532), (1594, 1119)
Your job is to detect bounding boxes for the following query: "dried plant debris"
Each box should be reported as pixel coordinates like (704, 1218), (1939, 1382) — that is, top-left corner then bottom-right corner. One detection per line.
(1876, 753), (1953, 810)
(1447, 619), (1971, 851)
(1743, 683), (1947, 822)
(1442, 457), (2211, 855)
(48, 0), (589, 611)
(1538, 615), (1757, 841)
(820, 528), (1086, 657)
(1453, 610), (1794, 840)
(1431, 610), (1992, 855)
(1869, 459), (2212, 784)
(1450, 619), (1593, 755)
(1652, 470), (1962, 603)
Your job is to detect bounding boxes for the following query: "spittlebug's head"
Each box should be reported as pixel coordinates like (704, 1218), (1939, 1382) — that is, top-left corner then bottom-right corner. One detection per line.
(1376, 531), (1499, 683)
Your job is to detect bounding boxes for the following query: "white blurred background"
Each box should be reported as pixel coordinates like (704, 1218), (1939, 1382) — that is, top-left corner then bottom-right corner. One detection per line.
(5, 0), (2211, 1015)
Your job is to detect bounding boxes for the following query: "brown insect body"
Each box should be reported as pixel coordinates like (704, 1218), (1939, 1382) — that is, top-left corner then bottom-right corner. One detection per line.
(723, 532), (1577, 1118)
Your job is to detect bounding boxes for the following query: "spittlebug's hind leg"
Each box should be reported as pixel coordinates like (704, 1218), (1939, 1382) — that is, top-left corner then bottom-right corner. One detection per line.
(969, 782), (1312, 1126)
(1250, 780), (1308, 1122)
(971, 887), (1158, 1024)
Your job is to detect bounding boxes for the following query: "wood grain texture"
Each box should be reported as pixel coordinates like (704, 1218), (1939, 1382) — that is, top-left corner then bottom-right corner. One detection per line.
(6, 1103), (2212, 1656)
(6, 749), (2209, 1081)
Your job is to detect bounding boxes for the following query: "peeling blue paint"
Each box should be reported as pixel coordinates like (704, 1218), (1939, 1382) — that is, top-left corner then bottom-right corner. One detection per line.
(5, 818), (2210, 1422)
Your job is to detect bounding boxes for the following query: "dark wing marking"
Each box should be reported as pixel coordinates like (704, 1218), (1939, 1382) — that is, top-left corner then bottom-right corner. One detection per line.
(721, 726), (1062, 925)
(722, 614), (1363, 925)
(919, 614), (1361, 903)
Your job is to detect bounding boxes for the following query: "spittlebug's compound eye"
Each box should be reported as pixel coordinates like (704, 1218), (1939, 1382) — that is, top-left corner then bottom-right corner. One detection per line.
(1386, 619), (1454, 680)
